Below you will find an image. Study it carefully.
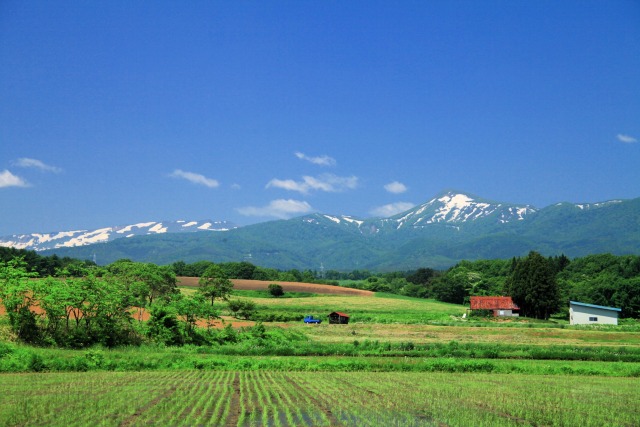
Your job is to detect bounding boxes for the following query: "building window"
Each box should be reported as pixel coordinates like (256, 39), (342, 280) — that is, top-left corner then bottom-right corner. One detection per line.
(589, 317), (598, 322)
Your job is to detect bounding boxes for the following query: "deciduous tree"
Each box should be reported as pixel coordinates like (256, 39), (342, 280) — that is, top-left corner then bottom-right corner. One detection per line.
(198, 265), (234, 305)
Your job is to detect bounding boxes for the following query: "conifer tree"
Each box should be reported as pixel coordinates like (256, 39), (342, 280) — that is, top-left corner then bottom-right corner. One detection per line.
(506, 251), (561, 319)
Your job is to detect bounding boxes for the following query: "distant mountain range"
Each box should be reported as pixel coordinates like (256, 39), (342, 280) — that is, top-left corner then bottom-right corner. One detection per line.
(2, 191), (639, 270)
(0, 220), (235, 251)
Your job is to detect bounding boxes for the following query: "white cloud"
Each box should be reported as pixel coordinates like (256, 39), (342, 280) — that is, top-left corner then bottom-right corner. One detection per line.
(370, 202), (415, 217)
(295, 152), (336, 166)
(384, 181), (408, 194)
(237, 199), (313, 219)
(0, 170), (29, 188)
(267, 174), (358, 194)
(14, 158), (62, 173)
(266, 178), (310, 193)
(169, 169), (219, 188)
(617, 134), (637, 144)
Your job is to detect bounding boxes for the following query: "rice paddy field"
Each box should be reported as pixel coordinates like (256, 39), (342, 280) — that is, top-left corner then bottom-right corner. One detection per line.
(2, 281), (640, 426)
(1, 370), (639, 427)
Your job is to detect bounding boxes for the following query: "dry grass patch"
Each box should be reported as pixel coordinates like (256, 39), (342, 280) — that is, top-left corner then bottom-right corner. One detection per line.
(289, 323), (640, 347)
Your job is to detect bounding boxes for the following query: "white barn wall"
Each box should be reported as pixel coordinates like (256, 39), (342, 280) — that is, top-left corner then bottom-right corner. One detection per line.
(570, 302), (620, 325)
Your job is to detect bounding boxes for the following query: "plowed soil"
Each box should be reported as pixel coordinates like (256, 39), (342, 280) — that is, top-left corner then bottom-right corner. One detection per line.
(178, 277), (374, 297)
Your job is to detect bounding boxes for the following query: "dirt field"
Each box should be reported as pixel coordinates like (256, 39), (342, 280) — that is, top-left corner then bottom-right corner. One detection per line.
(178, 277), (374, 297)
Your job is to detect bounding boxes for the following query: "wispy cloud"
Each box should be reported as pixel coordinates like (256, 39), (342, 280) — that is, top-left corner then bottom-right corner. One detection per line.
(0, 170), (29, 188)
(384, 181), (408, 194)
(14, 158), (62, 173)
(617, 134), (637, 144)
(237, 199), (313, 219)
(370, 202), (415, 217)
(295, 152), (336, 166)
(169, 169), (219, 188)
(267, 174), (358, 194)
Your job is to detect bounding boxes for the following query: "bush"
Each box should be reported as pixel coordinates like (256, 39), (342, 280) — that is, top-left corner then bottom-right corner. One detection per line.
(227, 300), (257, 320)
(268, 284), (285, 298)
(28, 353), (45, 372)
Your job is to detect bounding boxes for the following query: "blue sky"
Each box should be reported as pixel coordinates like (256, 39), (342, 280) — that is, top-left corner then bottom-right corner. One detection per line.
(1, 1), (639, 236)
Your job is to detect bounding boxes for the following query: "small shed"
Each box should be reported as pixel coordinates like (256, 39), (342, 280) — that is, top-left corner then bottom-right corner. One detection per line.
(570, 301), (621, 325)
(470, 296), (520, 317)
(328, 311), (350, 324)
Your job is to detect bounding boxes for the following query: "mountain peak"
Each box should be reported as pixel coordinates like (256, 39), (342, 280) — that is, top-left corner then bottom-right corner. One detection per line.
(393, 191), (536, 229)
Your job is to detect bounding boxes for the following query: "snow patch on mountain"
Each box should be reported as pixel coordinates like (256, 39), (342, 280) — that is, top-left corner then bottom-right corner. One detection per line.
(559, 200), (624, 211)
(116, 222), (156, 234)
(324, 215), (365, 228)
(342, 216), (364, 227)
(61, 228), (112, 247)
(149, 223), (168, 233)
(324, 215), (341, 224)
(0, 220), (236, 252)
(393, 192), (536, 229)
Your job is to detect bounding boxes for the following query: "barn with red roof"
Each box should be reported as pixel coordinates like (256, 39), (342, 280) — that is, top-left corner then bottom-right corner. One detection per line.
(470, 296), (520, 317)
(328, 311), (350, 324)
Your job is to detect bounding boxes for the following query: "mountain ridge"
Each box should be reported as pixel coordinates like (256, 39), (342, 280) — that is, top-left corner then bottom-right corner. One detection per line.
(3, 191), (638, 270)
(0, 220), (236, 252)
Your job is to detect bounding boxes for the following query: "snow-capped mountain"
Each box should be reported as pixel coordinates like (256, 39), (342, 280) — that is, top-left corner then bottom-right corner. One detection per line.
(4, 190), (638, 270)
(0, 220), (236, 252)
(390, 191), (537, 229)
(297, 192), (536, 234)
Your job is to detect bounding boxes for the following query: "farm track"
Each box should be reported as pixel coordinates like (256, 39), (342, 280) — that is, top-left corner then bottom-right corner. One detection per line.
(226, 373), (241, 427)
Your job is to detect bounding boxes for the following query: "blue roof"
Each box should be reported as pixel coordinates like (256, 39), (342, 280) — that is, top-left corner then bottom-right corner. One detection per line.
(570, 301), (622, 312)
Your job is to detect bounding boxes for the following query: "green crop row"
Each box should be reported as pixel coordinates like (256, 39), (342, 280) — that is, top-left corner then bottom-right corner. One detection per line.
(1, 370), (639, 426)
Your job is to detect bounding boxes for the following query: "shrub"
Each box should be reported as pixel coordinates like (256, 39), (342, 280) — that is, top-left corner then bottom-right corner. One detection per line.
(268, 284), (285, 298)
(28, 353), (45, 372)
(227, 300), (257, 319)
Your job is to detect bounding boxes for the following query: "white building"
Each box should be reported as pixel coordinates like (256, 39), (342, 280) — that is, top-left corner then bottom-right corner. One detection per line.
(569, 301), (621, 325)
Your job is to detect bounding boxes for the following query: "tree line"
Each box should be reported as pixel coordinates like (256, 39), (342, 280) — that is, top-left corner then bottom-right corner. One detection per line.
(0, 257), (260, 348)
(2, 247), (639, 322)
(397, 252), (639, 320)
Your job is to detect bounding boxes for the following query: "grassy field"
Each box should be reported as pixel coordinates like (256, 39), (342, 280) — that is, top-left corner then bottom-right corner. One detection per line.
(222, 288), (469, 323)
(2, 285), (640, 426)
(291, 321), (640, 346)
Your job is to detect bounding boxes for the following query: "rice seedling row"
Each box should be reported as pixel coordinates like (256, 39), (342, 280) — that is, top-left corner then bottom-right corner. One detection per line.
(2, 370), (639, 426)
(265, 371), (316, 426)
